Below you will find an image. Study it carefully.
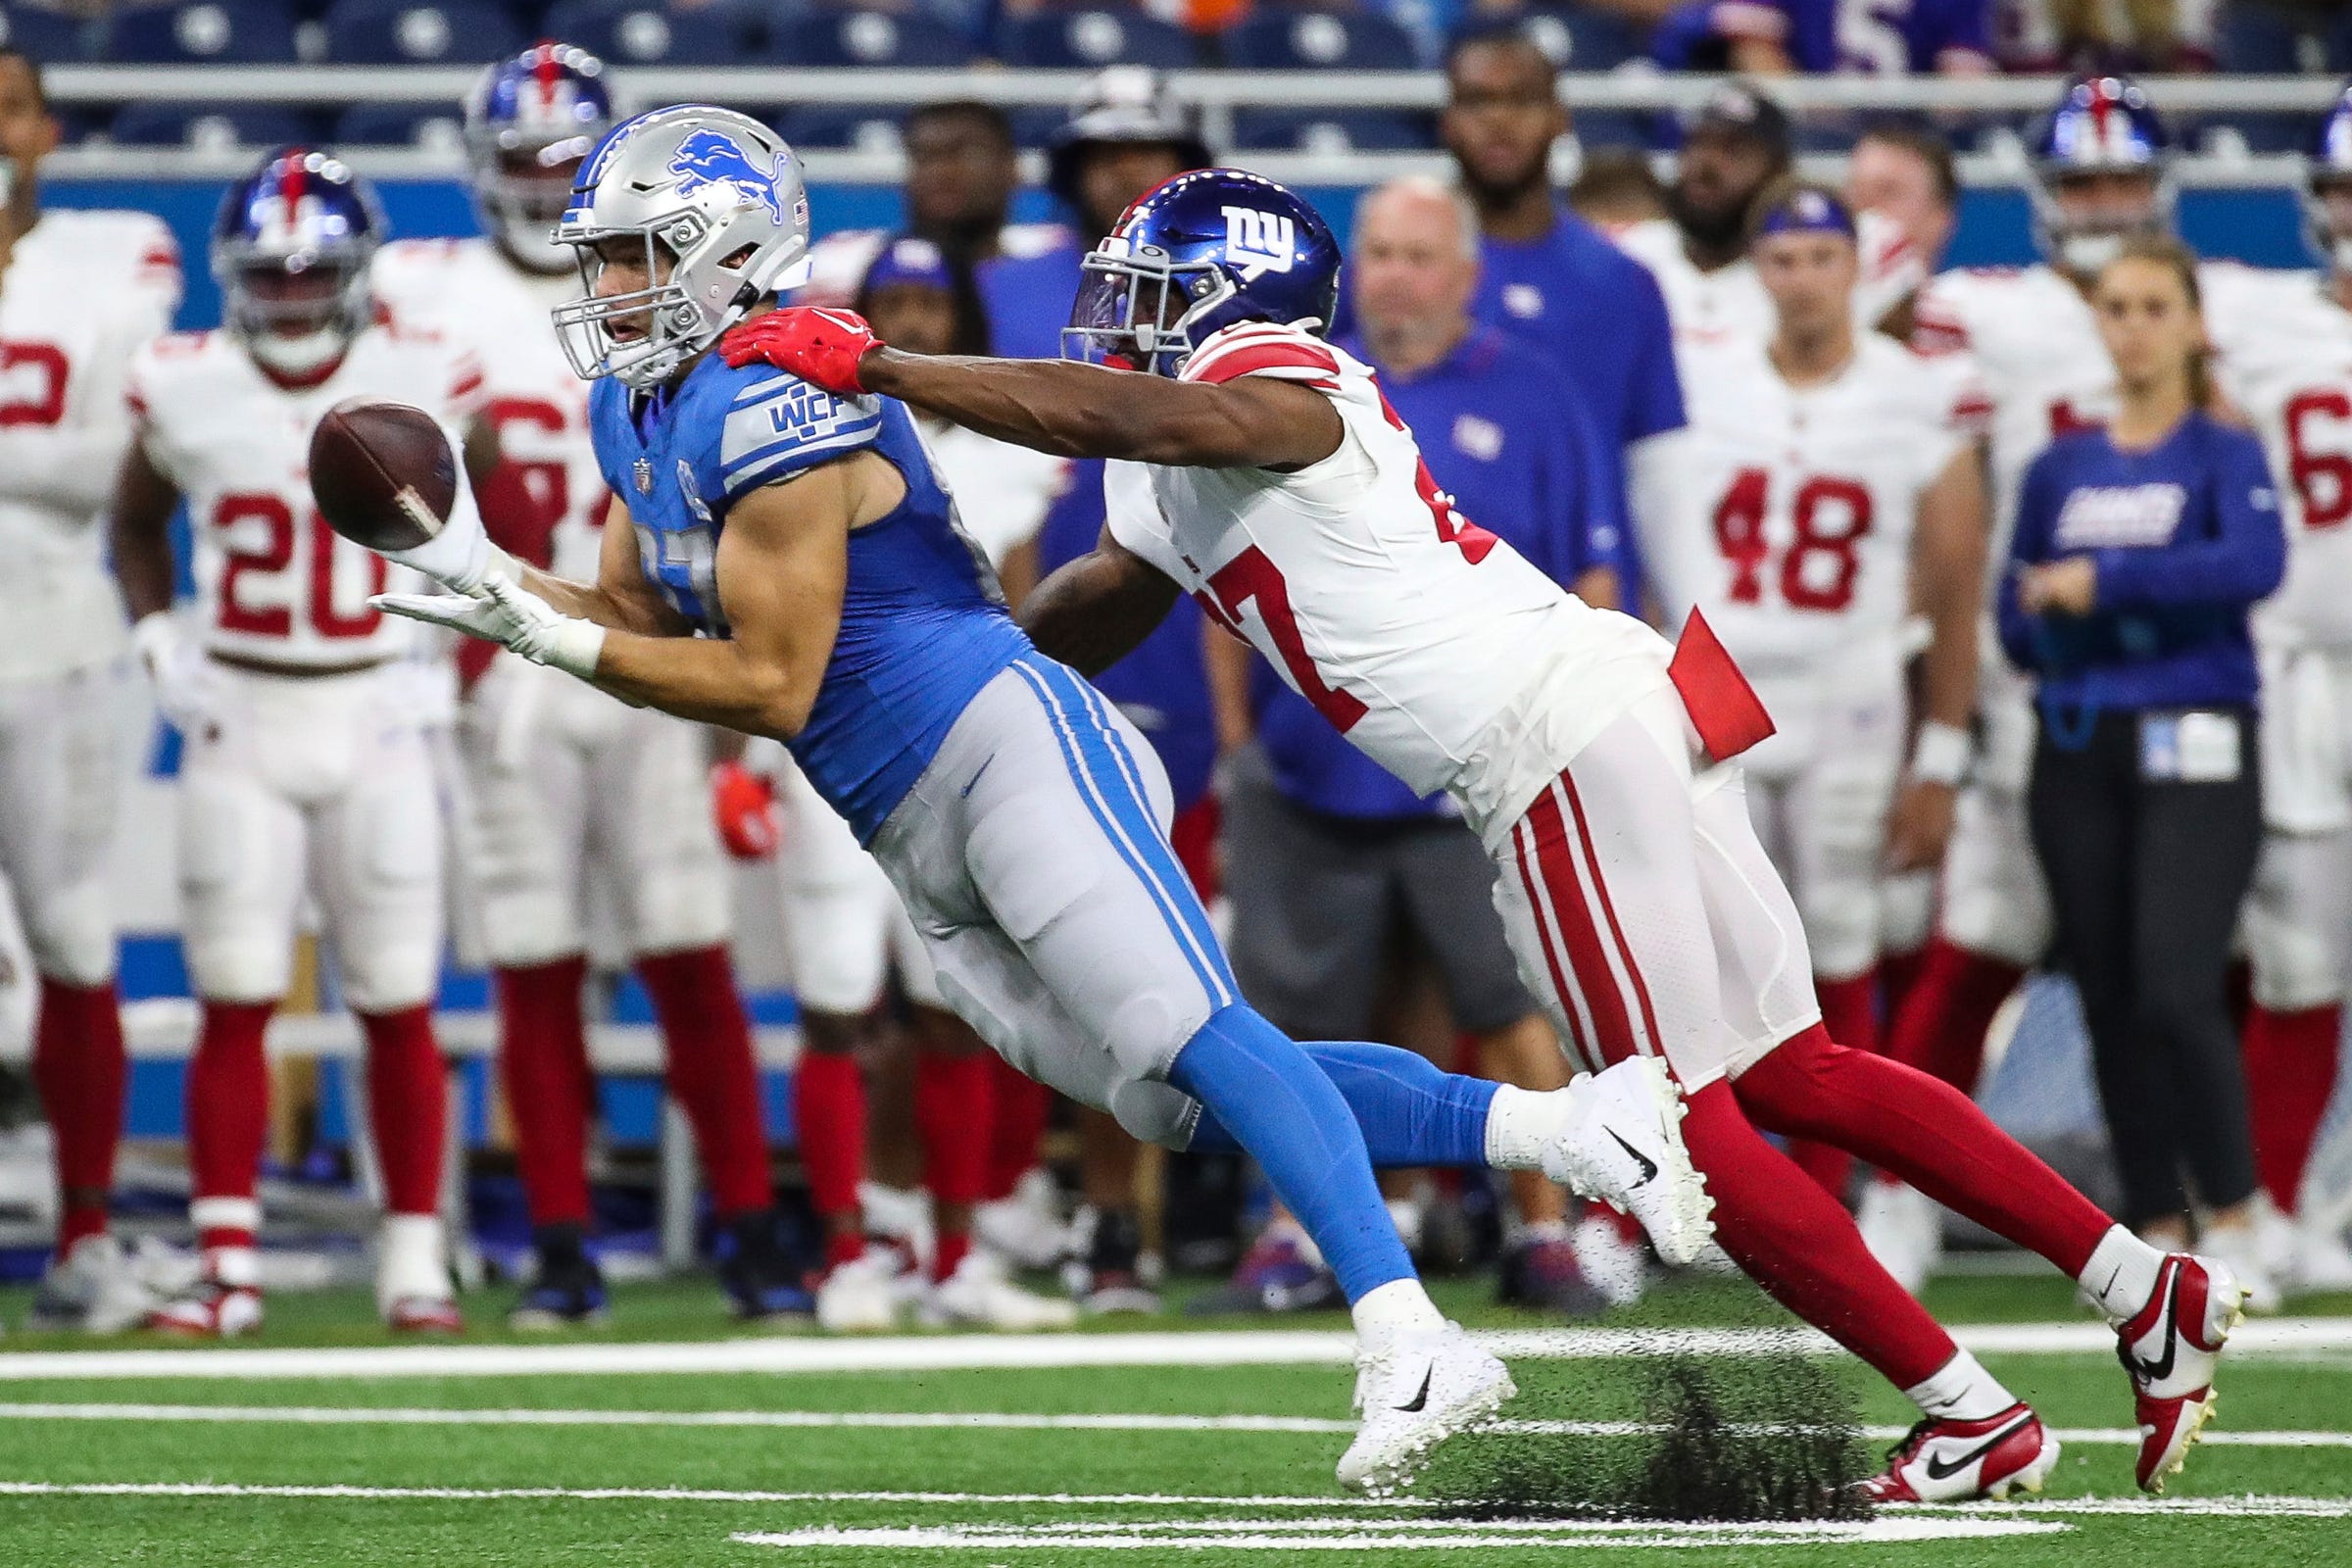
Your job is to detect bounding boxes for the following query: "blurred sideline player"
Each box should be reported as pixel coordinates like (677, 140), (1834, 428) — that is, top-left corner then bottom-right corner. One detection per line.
(1890, 74), (2288, 1286)
(1633, 182), (1988, 1205)
(731, 164), (2254, 1502)
(763, 236), (1074, 1332)
(2209, 85), (2352, 1294)
(1843, 122), (1964, 340)
(110, 148), (469, 1335)
(370, 46), (797, 1325)
(0, 47), (186, 1332)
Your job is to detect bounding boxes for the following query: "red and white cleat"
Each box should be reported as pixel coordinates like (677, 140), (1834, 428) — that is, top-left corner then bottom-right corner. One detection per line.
(146, 1280), (264, 1339)
(384, 1294), (464, 1334)
(1853, 1403), (2059, 1503)
(2118, 1251), (2246, 1494)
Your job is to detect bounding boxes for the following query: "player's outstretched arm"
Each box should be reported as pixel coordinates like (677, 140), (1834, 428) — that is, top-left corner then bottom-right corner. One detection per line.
(504, 494), (697, 638)
(1020, 526), (1182, 677)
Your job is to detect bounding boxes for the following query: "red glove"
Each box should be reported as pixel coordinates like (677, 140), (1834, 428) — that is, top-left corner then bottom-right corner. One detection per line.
(710, 760), (781, 860)
(719, 309), (883, 395)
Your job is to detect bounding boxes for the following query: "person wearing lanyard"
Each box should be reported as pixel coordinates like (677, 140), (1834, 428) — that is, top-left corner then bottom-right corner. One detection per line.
(2001, 235), (2287, 1306)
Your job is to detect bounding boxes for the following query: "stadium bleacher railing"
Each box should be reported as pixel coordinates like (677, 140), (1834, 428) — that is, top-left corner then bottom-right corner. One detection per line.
(41, 68), (2352, 186)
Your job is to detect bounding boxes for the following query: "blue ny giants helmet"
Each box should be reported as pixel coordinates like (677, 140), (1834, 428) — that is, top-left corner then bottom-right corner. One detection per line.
(465, 42), (612, 272)
(1063, 169), (1340, 377)
(2306, 80), (2352, 272)
(213, 145), (384, 380)
(2027, 74), (2176, 276)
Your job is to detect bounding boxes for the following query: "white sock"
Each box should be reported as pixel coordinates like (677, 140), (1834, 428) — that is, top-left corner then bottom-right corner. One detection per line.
(1350, 1277), (1446, 1345)
(1386, 1199), (1426, 1255)
(1483, 1083), (1567, 1170)
(1904, 1349), (2018, 1423)
(2078, 1223), (2166, 1325)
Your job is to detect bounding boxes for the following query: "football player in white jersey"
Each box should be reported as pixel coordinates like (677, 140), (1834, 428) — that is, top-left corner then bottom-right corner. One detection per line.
(729, 166), (2250, 1502)
(369, 45), (804, 1327)
(108, 149), (477, 1337)
(2209, 85), (2352, 1295)
(0, 47), (188, 1333)
(1633, 183), (1989, 1202)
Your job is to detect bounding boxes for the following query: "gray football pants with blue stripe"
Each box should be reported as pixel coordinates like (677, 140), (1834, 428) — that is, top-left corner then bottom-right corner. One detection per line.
(868, 653), (1224, 1149)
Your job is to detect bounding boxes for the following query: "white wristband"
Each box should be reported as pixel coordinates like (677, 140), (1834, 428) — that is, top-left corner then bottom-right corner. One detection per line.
(539, 616), (607, 682)
(1910, 720), (1973, 787)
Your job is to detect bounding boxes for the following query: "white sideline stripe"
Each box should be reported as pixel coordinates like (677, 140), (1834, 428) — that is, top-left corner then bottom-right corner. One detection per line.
(5, 1317), (2352, 1381)
(5, 1402), (2350, 1453)
(730, 1519), (2070, 1550)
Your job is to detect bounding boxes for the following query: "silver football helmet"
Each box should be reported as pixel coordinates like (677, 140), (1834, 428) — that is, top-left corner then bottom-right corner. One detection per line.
(551, 105), (814, 389)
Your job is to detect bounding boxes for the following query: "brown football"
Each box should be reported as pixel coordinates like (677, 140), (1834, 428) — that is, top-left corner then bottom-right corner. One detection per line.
(309, 398), (457, 553)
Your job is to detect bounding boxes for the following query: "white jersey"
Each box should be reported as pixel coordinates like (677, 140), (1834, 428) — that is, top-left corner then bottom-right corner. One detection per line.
(1104, 321), (1669, 839)
(1617, 212), (1920, 363)
(918, 416), (1067, 569)
(0, 209), (181, 681)
(1634, 333), (1980, 673)
(128, 323), (484, 669)
(2206, 270), (2352, 650)
(371, 237), (605, 580)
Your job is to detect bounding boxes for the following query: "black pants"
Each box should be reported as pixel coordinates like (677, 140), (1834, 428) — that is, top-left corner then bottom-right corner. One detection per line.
(2027, 707), (2263, 1228)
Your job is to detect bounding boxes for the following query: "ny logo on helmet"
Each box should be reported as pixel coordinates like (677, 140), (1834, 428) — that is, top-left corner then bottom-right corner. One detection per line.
(1224, 206), (1296, 282)
(667, 128), (789, 224)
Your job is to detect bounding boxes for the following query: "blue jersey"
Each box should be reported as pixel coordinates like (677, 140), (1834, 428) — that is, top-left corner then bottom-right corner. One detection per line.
(1469, 210), (1682, 586)
(1999, 413), (2284, 715)
(1650, 0), (1988, 73)
(1253, 327), (1612, 822)
(589, 352), (1031, 842)
(1035, 458), (1218, 814)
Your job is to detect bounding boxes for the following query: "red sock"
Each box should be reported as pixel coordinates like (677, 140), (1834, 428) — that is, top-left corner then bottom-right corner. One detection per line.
(796, 1048), (867, 1263)
(1884, 938), (2026, 1094)
(984, 1053), (1049, 1203)
(189, 1000), (274, 1250)
(358, 1005), (447, 1218)
(638, 946), (772, 1220)
(1685, 1079), (1956, 1389)
(31, 976), (126, 1253)
(496, 957), (595, 1229)
(2243, 1003), (2343, 1214)
(915, 1046), (994, 1265)
(1736, 1023), (2113, 1276)
(1784, 973), (1881, 1200)
(1170, 795), (1221, 901)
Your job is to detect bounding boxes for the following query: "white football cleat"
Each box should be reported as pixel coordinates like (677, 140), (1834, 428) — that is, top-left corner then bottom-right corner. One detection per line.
(2118, 1251), (2247, 1493)
(1853, 1402), (2060, 1503)
(27, 1235), (190, 1335)
(2290, 1221), (2352, 1295)
(147, 1278), (264, 1338)
(1857, 1178), (1942, 1297)
(817, 1247), (906, 1334)
(1544, 1058), (1713, 1267)
(922, 1250), (1079, 1331)
(376, 1214), (459, 1332)
(974, 1168), (1072, 1271)
(1337, 1321), (1515, 1496)
(1569, 1210), (1650, 1306)
(2195, 1221), (2280, 1315)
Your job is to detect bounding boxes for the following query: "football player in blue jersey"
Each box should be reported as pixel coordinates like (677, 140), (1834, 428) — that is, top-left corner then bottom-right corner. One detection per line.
(353, 104), (1711, 1494)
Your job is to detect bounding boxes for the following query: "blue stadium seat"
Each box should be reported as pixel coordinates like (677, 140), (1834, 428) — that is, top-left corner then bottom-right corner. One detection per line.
(0, 6), (91, 63)
(336, 100), (466, 147)
(321, 0), (522, 63)
(111, 102), (317, 148)
(1223, 7), (1417, 70)
(773, 8), (976, 66)
(2215, 4), (2302, 72)
(106, 0), (300, 63)
(770, 105), (902, 152)
(1511, 4), (1639, 71)
(1231, 107), (1429, 152)
(996, 10), (1196, 69)
(539, 0), (754, 65)
(1007, 106), (1062, 149)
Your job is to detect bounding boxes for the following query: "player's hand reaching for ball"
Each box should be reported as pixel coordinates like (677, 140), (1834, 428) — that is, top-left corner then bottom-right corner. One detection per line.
(720, 309), (883, 396)
(373, 574), (605, 681)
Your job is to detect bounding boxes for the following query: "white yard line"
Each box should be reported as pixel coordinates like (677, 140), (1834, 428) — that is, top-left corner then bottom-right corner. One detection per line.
(730, 1519), (2071, 1550)
(2, 1400), (2348, 1453)
(3, 1317), (2350, 1381)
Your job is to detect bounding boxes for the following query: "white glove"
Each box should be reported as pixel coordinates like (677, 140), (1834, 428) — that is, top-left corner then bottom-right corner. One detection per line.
(131, 611), (215, 731)
(381, 457), (513, 594)
(371, 574), (606, 681)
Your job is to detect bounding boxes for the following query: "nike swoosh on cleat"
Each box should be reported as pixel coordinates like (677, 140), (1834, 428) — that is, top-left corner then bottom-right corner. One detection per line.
(1396, 1366), (1434, 1413)
(1606, 1128), (1659, 1186)
(2129, 1270), (2181, 1385)
(1922, 1414), (2035, 1482)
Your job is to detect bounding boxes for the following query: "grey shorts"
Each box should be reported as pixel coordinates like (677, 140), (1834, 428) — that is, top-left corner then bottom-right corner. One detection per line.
(1223, 750), (1535, 1042)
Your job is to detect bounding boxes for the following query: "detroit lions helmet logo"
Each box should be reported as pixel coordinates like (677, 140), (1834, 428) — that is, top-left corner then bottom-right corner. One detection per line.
(667, 128), (790, 223)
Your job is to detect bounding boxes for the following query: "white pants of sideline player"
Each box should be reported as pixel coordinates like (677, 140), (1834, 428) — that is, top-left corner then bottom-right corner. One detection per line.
(2245, 642), (2352, 1011)
(1934, 645), (2055, 969)
(0, 662), (123, 987)
(174, 661), (443, 1010)
(769, 754), (943, 1015)
(455, 654), (730, 971)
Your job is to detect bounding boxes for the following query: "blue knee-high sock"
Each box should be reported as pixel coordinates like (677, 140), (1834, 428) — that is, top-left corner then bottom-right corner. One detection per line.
(1190, 1040), (1497, 1168)
(1168, 1004), (1415, 1303)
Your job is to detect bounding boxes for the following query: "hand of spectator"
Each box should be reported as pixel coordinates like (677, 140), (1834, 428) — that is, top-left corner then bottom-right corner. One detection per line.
(1884, 778), (1958, 873)
(720, 309), (884, 397)
(710, 759), (782, 860)
(2017, 557), (2097, 616)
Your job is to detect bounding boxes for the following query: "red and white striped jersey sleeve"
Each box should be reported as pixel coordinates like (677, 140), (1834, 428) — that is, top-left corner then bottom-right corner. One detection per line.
(1179, 322), (1343, 390)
